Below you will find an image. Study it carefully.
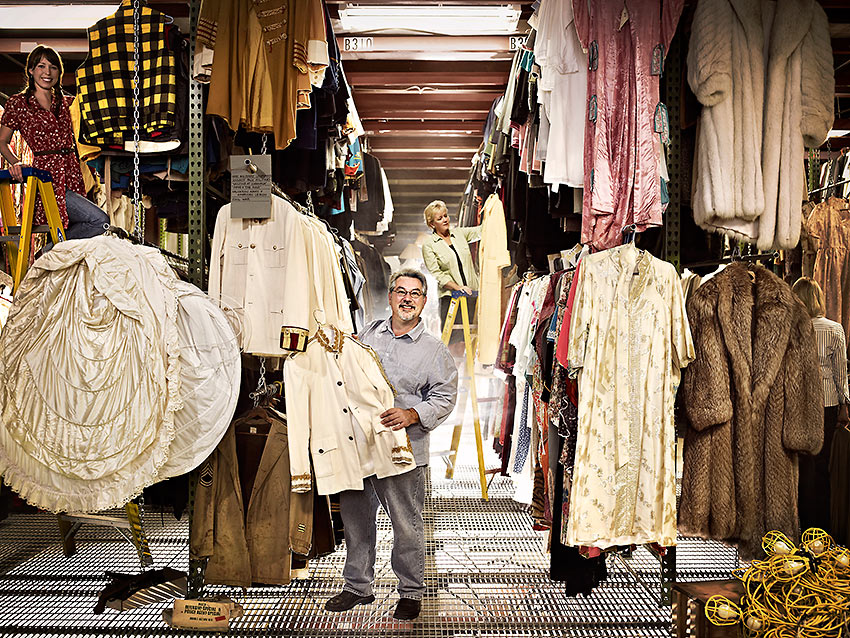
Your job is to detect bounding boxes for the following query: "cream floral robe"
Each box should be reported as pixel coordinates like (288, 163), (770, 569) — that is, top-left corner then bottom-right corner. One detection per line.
(566, 243), (694, 547)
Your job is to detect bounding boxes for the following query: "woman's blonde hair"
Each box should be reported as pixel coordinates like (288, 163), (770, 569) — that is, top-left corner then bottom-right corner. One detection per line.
(792, 277), (826, 318)
(423, 200), (447, 228)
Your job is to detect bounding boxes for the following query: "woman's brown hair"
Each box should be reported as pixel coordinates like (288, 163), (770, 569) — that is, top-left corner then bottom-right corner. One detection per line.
(23, 45), (64, 116)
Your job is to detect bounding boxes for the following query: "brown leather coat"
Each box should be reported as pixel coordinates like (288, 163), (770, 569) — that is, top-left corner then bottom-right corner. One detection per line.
(805, 198), (850, 341)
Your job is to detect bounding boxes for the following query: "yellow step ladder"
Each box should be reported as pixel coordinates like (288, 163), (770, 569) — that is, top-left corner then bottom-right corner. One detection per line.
(440, 290), (489, 500)
(0, 167), (66, 293)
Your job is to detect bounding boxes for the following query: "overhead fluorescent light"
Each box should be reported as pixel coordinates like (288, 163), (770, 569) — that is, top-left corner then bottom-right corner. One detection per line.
(338, 4), (521, 35)
(0, 4), (119, 30)
(827, 129), (850, 138)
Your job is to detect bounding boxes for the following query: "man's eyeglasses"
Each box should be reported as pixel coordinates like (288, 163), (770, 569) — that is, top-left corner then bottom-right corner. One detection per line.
(392, 287), (424, 300)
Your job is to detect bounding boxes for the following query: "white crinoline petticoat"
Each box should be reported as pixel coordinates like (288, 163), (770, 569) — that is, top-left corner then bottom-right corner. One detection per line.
(158, 280), (240, 479)
(0, 235), (239, 512)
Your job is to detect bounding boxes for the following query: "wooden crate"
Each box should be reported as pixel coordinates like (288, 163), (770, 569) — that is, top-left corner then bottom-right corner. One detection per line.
(672, 580), (744, 638)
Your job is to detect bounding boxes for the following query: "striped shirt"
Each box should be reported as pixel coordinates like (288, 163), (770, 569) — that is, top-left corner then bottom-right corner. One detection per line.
(812, 316), (850, 407)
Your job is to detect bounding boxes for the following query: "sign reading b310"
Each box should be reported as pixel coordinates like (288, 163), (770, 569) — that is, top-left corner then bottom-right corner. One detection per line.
(343, 37), (374, 51)
(509, 35), (527, 50)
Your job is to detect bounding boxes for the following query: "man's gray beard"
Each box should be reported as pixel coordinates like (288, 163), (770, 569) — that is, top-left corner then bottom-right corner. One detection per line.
(398, 308), (418, 322)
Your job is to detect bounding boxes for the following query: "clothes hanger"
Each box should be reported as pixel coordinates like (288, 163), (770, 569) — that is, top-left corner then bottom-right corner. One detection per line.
(244, 382), (284, 414)
(242, 156), (313, 216)
(730, 244), (742, 261)
(620, 224), (644, 275)
(561, 243), (583, 269)
(235, 404), (278, 425)
(522, 268), (547, 281)
(352, 230), (373, 247)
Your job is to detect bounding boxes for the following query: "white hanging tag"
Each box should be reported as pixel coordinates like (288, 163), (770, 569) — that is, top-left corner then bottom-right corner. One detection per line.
(230, 155), (272, 219)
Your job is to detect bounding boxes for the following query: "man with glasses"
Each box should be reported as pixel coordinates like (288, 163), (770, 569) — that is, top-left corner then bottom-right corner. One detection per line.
(325, 268), (458, 621)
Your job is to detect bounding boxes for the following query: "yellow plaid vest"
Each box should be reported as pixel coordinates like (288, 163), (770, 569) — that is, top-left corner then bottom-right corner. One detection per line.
(75, 2), (177, 146)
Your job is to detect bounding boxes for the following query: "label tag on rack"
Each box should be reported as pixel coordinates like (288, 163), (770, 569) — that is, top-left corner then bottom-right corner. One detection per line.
(230, 155), (272, 219)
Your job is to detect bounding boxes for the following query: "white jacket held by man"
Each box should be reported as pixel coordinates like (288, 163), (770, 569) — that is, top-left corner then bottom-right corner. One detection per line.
(284, 326), (415, 495)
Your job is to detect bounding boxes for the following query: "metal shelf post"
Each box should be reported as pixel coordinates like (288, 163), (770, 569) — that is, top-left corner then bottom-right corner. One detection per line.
(187, 0), (207, 597)
(188, 0), (206, 290)
(663, 30), (682, 273)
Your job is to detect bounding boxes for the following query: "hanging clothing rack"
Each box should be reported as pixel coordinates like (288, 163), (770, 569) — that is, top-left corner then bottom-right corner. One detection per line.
(808, 177), (850, 196)
(107, 225), (188, 264)
(243, 158), (313, 216)
(683, 251), (778, 269)
(271, 184), (308, 214)
(248, 380), (284, 405)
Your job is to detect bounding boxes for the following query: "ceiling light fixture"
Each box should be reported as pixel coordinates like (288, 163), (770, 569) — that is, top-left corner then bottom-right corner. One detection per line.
(0, 4), (119, 30)
(403, 86), (439, 94)
(338, 4), (522, 35)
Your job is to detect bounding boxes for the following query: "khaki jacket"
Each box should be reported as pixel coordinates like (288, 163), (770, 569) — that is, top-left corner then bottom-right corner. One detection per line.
(283, 326), (416, 495)
(422, 226), (481, 297)
(190, 408), (313, 587)
(476, 195), (511, 365)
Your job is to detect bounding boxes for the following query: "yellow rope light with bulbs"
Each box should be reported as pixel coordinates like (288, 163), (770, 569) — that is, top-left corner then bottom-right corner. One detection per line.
(705, 528), (850, 637)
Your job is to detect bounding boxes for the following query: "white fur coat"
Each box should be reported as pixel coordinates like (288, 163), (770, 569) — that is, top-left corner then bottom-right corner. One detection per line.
(689, 0), (833, 250)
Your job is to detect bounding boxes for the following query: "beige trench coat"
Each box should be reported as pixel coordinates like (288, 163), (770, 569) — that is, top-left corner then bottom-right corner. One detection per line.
(476, 195), (511, 365)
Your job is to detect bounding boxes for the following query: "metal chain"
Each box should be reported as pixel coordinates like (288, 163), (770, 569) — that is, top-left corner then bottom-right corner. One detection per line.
(261, 133), (268, 155)
(253, 356), (267, 408)
(136, 493), (148, 565)
(132, 0), (143, 240)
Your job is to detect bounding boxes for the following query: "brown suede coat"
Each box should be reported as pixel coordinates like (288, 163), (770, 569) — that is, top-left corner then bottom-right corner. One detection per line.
(190, 408), (313, 587)
(679, 262), (823, 559)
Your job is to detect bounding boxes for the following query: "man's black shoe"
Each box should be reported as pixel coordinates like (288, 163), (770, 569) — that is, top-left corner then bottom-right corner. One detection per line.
(324, 591), (375, 612)
(393, 597), (421, 620)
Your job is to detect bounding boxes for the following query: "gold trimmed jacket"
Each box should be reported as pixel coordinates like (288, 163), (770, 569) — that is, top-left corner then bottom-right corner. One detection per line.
(283, 326), (416, 495)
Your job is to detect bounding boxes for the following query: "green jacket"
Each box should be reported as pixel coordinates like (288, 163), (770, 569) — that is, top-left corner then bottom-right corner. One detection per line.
(422, 226), (481, 297)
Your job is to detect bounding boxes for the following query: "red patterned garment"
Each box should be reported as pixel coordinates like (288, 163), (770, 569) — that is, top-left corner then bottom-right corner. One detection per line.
(0, 92), (85, 227)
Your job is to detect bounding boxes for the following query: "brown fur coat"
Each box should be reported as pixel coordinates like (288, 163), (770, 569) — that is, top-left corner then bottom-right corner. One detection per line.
(679, 262), (823, 559)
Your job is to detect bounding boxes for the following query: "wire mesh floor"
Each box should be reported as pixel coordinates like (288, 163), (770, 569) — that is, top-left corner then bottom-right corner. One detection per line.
(0, 388), (739, 637)
(0, 459), (740, 637)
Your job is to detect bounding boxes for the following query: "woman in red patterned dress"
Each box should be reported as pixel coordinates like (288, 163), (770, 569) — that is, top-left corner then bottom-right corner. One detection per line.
(0, 45), (107, 239)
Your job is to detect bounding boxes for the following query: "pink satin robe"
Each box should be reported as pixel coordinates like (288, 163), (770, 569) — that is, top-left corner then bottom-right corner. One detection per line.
(574, 0), (684, 250)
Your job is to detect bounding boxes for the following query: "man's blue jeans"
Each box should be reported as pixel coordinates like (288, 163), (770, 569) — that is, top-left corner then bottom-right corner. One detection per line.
(339, 466), (426, 600)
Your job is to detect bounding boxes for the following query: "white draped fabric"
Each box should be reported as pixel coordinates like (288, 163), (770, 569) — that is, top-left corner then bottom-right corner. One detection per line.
(159, 280), (240, 480)
(0, 236), (240, 512)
